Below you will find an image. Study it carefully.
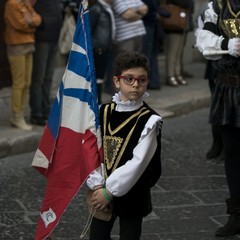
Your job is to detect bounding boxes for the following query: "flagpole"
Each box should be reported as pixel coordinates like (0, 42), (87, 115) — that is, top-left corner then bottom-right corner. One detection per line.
(33, 0), (102, 239)
(203, 50), (229, 56)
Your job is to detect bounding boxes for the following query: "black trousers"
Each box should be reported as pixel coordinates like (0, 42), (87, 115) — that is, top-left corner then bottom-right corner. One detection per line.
(89, 215), (143, 240)
(221, 125), (240, 198)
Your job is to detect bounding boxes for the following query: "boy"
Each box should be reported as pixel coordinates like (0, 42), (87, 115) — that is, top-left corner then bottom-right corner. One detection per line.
(86, 51), (162, 239)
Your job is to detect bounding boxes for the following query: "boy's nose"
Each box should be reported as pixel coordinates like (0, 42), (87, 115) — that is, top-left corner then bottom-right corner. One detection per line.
(132, 79), (140, 87)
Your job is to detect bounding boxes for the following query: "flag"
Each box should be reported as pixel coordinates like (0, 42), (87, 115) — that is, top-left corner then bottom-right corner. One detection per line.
(31, 1), (102, 239)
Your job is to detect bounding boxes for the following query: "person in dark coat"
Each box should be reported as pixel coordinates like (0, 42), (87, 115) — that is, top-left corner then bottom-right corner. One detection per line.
(141, 0), (161, 90)
(89, 0), (115, 104)
(29, 0), (62, 126)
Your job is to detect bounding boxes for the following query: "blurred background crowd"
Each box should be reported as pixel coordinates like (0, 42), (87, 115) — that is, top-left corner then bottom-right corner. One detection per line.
(0, 0), (209, 130)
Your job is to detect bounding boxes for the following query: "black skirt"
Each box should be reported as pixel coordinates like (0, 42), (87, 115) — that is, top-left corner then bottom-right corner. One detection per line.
(209, 80), (240, 128)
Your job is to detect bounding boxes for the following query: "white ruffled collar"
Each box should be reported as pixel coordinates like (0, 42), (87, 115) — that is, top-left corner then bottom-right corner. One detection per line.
(112, 91), (149, 112)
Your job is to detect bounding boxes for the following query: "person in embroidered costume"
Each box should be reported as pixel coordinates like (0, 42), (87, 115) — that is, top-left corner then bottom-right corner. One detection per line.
(86, 51), (162, 239)
(196, 0), (240, 237)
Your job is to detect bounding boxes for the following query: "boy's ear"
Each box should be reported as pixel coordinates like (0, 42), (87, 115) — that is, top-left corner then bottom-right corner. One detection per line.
(113, 76), (120, 89)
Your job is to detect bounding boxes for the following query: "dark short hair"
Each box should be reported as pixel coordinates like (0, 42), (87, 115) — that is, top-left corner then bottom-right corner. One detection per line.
(114, 51), (150, 77)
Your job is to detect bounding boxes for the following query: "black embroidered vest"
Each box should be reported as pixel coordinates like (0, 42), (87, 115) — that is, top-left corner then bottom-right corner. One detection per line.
(101, 102), (153, 177)
(100, 102), (162, 217)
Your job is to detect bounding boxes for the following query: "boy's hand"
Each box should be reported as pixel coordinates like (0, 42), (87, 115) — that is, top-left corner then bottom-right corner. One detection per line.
(91, 188), (112, 210)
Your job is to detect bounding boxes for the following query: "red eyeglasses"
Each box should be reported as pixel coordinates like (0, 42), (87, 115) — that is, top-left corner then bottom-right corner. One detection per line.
(117, 75), (149, 87)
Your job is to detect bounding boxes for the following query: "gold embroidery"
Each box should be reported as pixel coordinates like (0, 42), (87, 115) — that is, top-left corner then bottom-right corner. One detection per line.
(102, 103), (151, 177)
(223, 19), (240, 37)
(218, 0), (240, 38)
(112, 110), (150, 173)
(108, 107), (148, 135)
(103, 135), (123, 170)
(103, 104), (109, 136)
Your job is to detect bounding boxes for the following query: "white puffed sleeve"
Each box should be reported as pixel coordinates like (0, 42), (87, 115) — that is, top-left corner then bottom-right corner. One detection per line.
(86, 163), (105, 189)
(196, 2), (224, 60)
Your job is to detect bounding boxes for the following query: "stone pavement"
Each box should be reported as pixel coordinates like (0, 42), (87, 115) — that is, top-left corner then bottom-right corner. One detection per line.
(0, 61), (210, 159)
(2, 108), (240, 240)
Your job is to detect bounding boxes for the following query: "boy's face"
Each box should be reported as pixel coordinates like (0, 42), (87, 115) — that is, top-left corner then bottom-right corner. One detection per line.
(113, 67), (149, 102)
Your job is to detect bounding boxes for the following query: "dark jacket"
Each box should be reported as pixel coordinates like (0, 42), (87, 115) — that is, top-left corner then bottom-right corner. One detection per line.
(89, 2), (113, 50)
(34, 0), (63, 42)
(142, 0), (159, 24)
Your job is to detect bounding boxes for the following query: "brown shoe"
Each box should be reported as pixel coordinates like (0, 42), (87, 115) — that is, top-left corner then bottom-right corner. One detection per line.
(175, 76), (187, 85)
(167, 77), (178, 86)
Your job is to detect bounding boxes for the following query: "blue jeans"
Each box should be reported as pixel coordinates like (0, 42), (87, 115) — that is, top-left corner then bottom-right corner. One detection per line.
(30, 41), (58, 118)
(142, 22), (161, 89)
